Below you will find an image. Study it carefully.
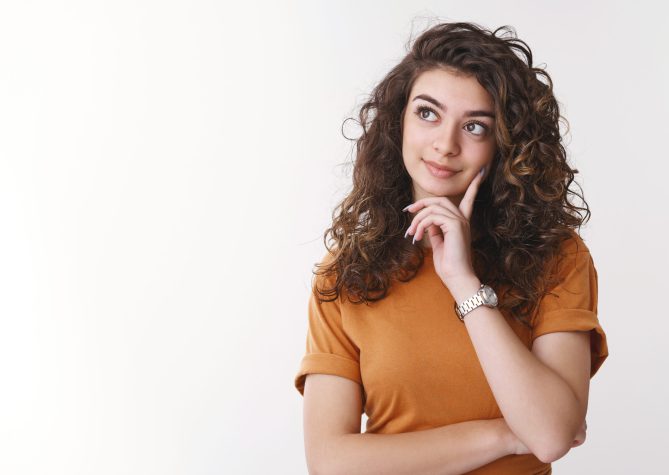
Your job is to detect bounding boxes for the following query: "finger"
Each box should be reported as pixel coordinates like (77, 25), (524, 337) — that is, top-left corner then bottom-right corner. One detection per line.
(404, 195), (462, 218)
(405, 205), (458, 238)
(412, 203), (461, 224)
(426, 222), (444, 249)
(407, 205), (461, 241)
(459, 167), (485, 220)
(412, 213), (458, 243)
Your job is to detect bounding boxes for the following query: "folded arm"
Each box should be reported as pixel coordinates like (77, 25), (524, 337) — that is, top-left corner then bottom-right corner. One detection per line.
(449, 277), (592, 463)
(303, 373), (516, 475)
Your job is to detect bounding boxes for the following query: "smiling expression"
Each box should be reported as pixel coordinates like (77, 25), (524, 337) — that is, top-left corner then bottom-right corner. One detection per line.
(401, 67), (497, 206)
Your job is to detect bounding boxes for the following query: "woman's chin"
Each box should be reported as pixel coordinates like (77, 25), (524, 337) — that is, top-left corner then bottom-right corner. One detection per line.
(421, 184), (465, 200)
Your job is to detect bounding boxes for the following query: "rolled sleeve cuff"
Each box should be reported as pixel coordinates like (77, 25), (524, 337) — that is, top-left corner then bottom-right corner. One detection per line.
(294, 353), (362, 396)
(532, 308), (609, 378)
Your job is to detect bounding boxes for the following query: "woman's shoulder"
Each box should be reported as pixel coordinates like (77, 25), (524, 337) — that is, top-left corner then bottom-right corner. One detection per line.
(558, 228), (591, 256)
(546, 229), (595, 282)
(310, 248), (340, 292)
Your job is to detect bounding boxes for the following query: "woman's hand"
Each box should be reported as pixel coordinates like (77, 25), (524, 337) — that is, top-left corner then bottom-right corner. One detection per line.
(403, 167), (485, 289)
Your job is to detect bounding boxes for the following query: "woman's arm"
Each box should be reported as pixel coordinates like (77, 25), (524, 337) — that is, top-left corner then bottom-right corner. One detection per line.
(448, 276), (589, 463)
(324, 419), (512, 475)
(304, 373), (517, 475)
(403, 186), (592, 463)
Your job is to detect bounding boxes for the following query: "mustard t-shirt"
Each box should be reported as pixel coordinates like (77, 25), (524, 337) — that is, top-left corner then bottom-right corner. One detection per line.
(294, 233), (608, 475)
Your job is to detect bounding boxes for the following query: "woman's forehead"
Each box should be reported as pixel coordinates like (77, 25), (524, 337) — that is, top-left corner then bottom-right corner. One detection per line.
(410, 69), (494, 113)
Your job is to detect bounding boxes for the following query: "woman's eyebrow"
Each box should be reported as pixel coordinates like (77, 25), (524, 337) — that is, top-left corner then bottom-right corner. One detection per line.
(412, 94), (495, 119)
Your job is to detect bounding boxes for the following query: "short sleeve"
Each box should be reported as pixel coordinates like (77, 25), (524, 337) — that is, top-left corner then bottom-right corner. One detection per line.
(294, 271), (362, 396)
(531, 237), (609, 378)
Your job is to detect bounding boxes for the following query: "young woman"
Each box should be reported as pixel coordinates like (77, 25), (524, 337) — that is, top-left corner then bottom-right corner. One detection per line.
(294, 21), (608, 475)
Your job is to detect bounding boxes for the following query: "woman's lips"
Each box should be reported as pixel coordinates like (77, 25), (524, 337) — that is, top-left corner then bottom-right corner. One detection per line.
(425, 160), (458, 178)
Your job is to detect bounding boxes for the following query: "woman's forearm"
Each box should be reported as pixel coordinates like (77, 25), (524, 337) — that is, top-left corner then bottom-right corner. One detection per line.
(448, 276), (582, 462)
(314, 418), (513, 475)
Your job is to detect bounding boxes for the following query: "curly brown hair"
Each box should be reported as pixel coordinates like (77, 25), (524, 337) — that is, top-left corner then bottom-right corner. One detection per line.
(313, 21), (590, 327)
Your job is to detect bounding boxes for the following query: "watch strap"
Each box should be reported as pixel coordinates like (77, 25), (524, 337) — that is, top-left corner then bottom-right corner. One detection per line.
(454, 284), (486, 321)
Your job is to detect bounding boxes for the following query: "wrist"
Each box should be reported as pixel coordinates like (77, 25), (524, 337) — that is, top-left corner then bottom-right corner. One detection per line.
(446, 275), (482, 304)
(493, 419), (517, 456)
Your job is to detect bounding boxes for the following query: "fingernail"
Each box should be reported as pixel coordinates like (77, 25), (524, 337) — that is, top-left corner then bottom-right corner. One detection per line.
(412, 236), (416, 245)
(402, 204), (412, 212)
(480, 167), (485, 177)
(404, 228), (410, 238)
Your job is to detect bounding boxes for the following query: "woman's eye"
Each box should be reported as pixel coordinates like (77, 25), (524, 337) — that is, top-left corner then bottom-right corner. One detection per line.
(465, 122), (488, 136)
(415, 106), (490, 136)
(416, 106), (438, 122)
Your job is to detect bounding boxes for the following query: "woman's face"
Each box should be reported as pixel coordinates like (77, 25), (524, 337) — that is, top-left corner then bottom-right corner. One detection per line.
(401, 68), (497, 206)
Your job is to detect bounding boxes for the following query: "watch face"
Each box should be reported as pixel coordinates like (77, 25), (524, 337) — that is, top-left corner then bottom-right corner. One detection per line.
(481, 285), (498, 306)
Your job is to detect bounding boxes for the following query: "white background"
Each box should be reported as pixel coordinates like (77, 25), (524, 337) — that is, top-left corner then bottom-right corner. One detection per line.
(0, 1), (667, 474)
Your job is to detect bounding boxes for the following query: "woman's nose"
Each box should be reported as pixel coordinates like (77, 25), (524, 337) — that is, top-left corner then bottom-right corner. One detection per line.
(432, 124), (460, 156)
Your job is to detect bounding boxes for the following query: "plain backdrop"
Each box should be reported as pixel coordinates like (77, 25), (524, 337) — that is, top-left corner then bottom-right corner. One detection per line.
(0, 1), (667, 474)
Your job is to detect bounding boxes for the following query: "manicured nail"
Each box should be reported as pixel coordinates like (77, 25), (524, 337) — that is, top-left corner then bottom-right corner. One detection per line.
(402, 204), (412, 212)
(480, 167), (485, 177)
(404, 228), (410, 238)
(412, 236), (416, 245)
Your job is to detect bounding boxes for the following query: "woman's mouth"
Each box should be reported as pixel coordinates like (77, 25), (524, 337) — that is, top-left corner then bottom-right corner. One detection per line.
(424, 160), (458, 178)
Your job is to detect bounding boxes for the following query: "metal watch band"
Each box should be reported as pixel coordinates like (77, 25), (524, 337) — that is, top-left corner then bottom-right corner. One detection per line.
(454, 284), (486, 321)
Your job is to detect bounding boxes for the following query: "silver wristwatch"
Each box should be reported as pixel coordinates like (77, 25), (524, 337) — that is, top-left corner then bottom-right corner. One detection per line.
(454, 284), (499, 321)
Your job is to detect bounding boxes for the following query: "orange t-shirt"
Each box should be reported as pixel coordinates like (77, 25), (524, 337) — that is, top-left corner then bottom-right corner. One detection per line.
(294, 233), (608, 474)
